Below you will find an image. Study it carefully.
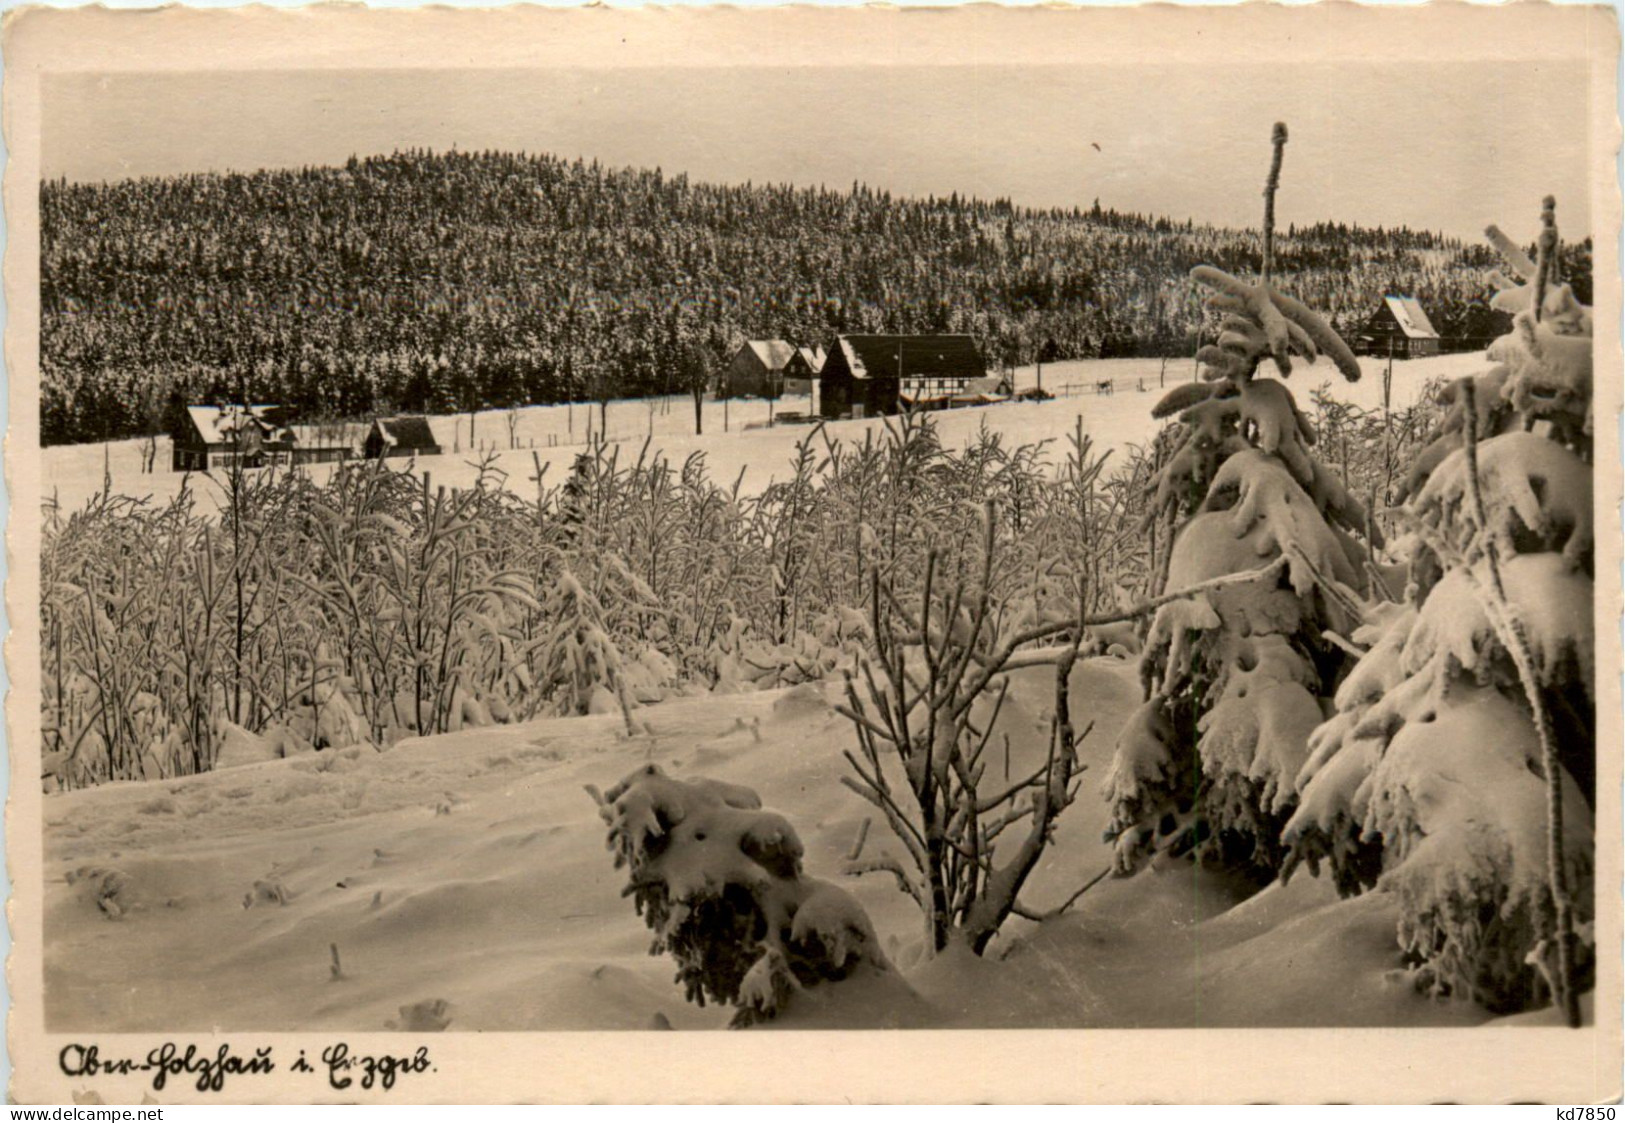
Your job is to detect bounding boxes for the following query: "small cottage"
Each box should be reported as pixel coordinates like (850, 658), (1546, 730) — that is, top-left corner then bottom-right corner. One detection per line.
(721, 340), (819, 399)
(1357, 296), (1442, 358)
(364, 416), (442, 459)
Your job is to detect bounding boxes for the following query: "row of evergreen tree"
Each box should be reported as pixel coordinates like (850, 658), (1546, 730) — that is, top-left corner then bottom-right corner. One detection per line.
(40, 148), (1590, 445)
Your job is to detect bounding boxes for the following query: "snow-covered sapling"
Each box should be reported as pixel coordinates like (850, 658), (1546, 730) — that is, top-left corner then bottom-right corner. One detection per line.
(1286, 200), (1595, 1021)
(591, 763), (892, 1027)
(1103, 122), (1375, 878)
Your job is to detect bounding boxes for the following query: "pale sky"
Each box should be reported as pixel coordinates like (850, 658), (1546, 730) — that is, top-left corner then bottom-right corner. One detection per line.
(44, 63), (1593, 241)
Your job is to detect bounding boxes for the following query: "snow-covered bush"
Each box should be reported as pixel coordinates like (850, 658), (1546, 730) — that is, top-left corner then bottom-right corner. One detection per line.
(1103, 124), (1377, 878)
(590, 763), (892, 1026)
(1285, 199), (1595, 1019)
(524, 564), (638, 726)
(40, 474), (297, 783)
(303, 456), (541, 740)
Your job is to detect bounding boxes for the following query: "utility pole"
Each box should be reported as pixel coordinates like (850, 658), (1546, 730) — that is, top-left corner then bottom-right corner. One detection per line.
(897, 338), (904, 416)
(1382, 336), (1395, 506)
(1385, 336), (1396, 405)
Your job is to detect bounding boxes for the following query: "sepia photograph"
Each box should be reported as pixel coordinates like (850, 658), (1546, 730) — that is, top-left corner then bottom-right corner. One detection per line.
(4, 2), (1621, 1104)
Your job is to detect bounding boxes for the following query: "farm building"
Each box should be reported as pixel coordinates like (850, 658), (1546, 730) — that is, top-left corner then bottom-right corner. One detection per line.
(292, 440), (354, 466)
(720, 340), (820, 399)
(1356, 296), (1442, 358)
(818, 334), (987, 420)
(171, 404), (296, 472)
(364, 416), (442, 459)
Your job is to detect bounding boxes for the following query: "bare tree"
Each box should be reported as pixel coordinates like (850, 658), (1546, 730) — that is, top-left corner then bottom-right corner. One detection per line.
(680, 342), (712, 436)
(837, 503), (1092, 956)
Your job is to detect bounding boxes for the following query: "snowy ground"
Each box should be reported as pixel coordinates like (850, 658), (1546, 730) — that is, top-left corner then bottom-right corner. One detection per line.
(38, 352), (1487, 517)
(39, 352), (1515, 1031)
(43, 657), (1495, 1032)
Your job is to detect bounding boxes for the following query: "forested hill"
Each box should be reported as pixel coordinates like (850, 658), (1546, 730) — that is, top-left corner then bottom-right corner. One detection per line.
(40, 148), (1583, 445)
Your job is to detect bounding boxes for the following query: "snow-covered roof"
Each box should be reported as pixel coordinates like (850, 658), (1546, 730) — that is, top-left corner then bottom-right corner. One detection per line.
(1383, 296), (1440, 340)
(182, 404), (292, 446)
(797, 345), (825, 374)
(744, 340), (798, 371)
(373, 416), (440, 450)
(837, 335), (985, 383)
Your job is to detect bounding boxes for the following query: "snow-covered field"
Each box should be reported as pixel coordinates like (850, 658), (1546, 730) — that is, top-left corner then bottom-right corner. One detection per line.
(37, 352), (1487, 516)
(43, 659), (1495, 1031)
(38, 352), (1527, 1032)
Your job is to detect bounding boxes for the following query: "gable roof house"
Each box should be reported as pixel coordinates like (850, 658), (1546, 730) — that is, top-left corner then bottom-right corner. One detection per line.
(364, 416), (442, 460)
(818, 335), (986, 420)
(171, 404), (296, 472)
(784, 345), (826, 398)
(721, 340), (817, 399)
(1357, 296), (1442, 358)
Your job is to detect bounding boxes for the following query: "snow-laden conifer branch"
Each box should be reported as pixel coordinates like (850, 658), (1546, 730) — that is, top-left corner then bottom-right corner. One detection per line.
(593, 764), (899, 1026)
(1287, 198), (1594, 1018)
(1459, 375), (1580, 1028)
